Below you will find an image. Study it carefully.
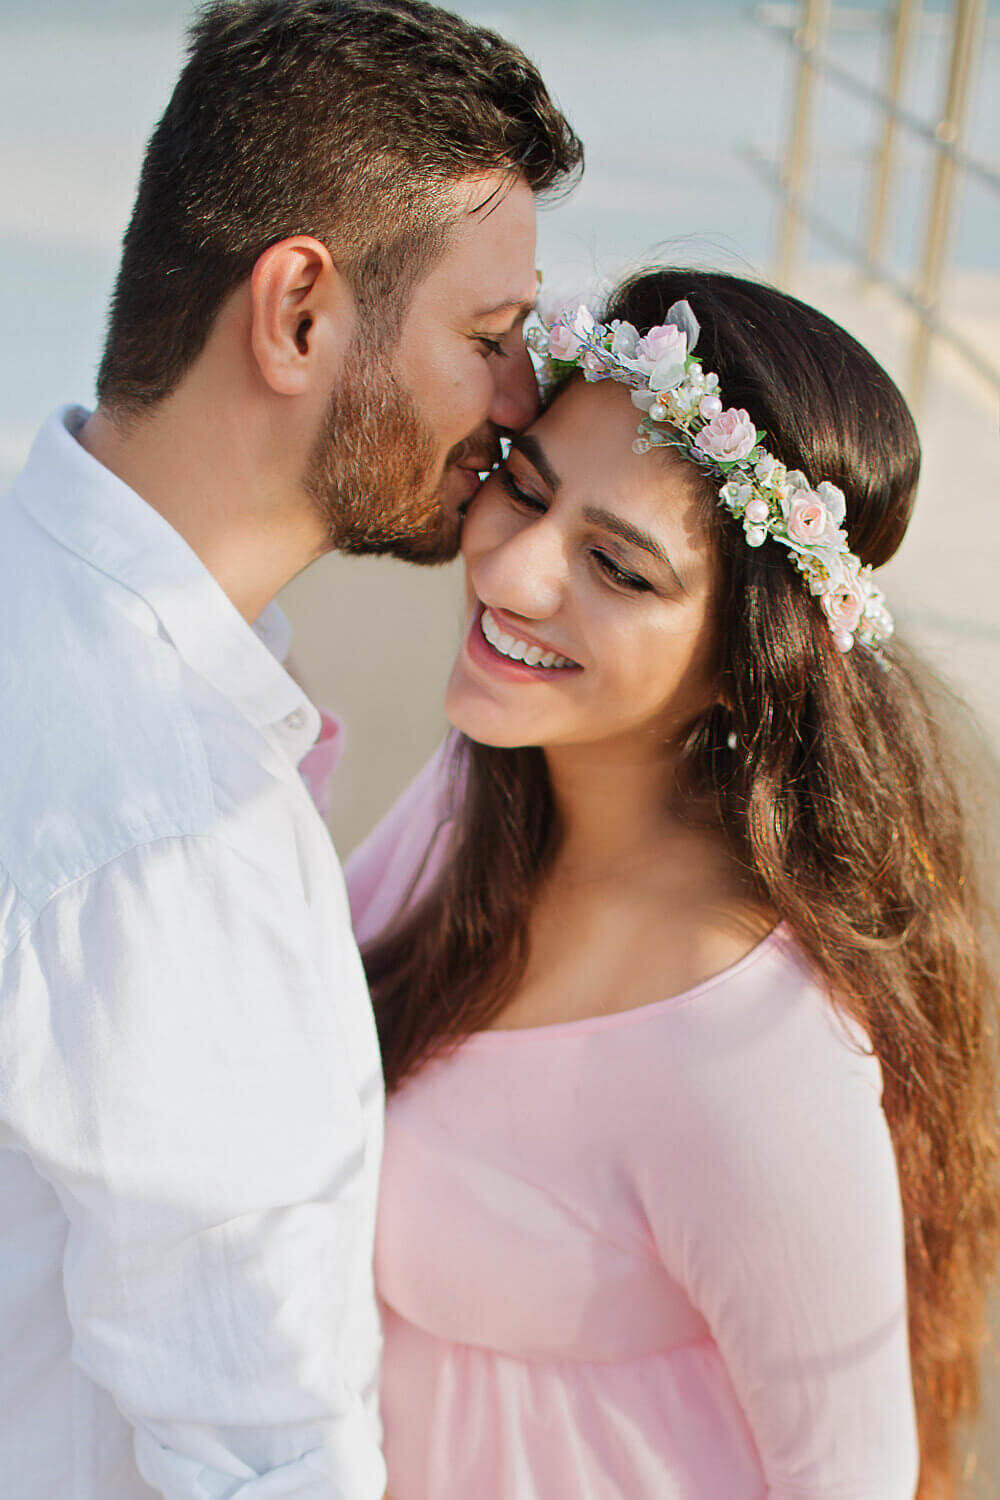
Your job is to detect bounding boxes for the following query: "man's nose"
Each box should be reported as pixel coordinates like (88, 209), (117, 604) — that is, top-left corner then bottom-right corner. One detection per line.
(490, 339), (541, 435)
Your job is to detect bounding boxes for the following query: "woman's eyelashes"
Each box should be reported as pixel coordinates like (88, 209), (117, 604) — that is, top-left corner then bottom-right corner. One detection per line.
(499, 469), (546, 512)
(594, 554), (652, 593)
(476, 335), (509, 359)
(498, 470), (653, 595)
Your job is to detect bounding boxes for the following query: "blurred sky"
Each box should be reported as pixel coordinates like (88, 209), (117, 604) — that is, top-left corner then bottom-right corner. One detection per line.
(1, 0), (998, 471)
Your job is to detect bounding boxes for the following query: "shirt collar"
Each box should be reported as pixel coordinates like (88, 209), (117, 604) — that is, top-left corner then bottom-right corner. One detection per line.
(12, 407), (321, 756)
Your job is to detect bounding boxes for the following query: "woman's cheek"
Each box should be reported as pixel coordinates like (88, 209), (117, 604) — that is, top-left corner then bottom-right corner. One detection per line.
(462, 484), (508, 559)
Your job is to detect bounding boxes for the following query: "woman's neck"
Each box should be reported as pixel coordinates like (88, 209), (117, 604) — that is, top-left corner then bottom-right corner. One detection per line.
(543, 736), (690, 883)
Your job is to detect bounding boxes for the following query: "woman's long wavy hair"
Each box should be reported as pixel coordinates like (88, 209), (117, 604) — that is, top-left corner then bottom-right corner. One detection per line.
(364, 268), (1000, 1496)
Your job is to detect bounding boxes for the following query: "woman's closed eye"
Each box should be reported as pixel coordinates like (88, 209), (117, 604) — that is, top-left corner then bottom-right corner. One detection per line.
(594, 553), (652, 593)
(499, 468), (546, 513)
(499, 469), (652, 594)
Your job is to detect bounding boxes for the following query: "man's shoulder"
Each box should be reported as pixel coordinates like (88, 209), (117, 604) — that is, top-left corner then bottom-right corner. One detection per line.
(0, 499), (283, 928)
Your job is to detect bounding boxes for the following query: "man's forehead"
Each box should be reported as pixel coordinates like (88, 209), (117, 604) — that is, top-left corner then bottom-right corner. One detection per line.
(406, 172), (537, 318)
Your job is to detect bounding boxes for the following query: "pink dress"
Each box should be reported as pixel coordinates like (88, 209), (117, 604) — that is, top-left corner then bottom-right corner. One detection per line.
(344, 743), (920, 1500)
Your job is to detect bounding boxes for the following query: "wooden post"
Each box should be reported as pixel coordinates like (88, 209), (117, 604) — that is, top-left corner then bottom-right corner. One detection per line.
(863, 0), (922, 277)
(775, 0), (832, 287)
(909, 0), (986, 407)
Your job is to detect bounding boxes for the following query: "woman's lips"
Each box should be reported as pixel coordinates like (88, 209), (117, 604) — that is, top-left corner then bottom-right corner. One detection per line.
(464, 605), (582, 683)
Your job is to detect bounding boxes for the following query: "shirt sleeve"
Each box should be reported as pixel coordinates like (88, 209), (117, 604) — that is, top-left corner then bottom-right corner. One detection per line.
(633, 983), (920, 1500)
(0, 834), (386, 1500)
(344, 739), (458, 949)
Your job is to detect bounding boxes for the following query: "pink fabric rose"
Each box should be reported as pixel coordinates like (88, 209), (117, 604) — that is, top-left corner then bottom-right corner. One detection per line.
(821, 578), (865, 637)
(786, 489), (834, 545)
(694, 407), (757, 464)
(548, 305), (595, 362)
(636, 323), (687, 369)
(633, 322), (689, 392)
(548, 322), (585, 361)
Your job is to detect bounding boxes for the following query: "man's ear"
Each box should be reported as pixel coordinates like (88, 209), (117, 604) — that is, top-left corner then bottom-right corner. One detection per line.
(249, 236), (357, 396)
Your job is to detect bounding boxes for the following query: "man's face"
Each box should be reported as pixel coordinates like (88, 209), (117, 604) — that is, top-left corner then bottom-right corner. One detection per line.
(307, 172), (540, 564)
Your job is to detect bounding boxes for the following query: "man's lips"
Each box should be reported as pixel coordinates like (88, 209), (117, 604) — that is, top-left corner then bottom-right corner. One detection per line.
(439, 466), (481, 524)
(453, 460), (495, 516)
(441, 446), (501, 521)
(455, 466), (482, 494)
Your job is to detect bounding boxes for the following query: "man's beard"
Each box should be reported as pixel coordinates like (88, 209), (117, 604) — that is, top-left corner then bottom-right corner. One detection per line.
(305, 338), (462, 565)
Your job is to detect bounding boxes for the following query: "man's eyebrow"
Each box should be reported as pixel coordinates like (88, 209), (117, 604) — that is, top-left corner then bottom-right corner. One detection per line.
(473, 298), (536, 321)
(583, 505), (684, 591)
(508, 433), (560, 492)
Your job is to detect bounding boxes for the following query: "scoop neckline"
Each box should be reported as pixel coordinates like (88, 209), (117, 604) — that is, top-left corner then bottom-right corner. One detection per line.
(462, 922), (790, 1045)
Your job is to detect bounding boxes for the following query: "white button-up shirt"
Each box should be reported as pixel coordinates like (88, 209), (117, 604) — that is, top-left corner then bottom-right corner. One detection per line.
(0, 409), (386, 1500)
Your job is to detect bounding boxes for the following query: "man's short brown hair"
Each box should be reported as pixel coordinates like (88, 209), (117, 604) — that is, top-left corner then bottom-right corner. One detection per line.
(96, 0), (582, 415)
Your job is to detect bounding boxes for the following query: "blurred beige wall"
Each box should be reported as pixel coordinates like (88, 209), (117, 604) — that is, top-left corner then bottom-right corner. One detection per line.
(280, 554), (464, 857)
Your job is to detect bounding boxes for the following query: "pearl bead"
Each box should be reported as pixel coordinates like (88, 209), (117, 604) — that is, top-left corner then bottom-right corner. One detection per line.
(745, 499), (770, 525)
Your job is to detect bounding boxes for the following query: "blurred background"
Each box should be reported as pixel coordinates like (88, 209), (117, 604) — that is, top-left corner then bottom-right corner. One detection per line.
(1, 0), (997, 1482)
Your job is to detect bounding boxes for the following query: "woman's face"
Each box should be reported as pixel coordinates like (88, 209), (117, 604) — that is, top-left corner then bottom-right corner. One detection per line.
(444, 377), (722, 756)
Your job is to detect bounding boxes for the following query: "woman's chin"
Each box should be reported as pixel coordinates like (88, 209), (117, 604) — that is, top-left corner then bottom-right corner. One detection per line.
(444, 705), (539, 750)
(444, 671), (544, 750)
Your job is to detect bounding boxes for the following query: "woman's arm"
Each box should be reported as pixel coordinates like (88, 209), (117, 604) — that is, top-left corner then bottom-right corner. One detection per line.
(633, 968), (920, 1499)
(344, 737), (459, 947)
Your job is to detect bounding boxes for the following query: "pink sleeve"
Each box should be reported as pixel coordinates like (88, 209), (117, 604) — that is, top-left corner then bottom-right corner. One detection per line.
(633, 966), (920, 1499)
(298, 710), (345, 822)
(344, 737), (459, 949)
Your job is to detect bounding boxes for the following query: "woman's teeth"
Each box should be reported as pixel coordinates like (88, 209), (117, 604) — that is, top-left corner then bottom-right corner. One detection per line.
(480, 608), (575, 669)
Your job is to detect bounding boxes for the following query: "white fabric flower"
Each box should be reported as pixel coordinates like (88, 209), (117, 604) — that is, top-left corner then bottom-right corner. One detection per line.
(610, 320), (640, 358)
(581, 348), (611, 377)
(816, 480), (847, 526)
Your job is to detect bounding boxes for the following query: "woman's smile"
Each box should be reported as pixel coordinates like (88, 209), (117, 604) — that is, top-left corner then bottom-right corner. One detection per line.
(464, 603), (581, 683)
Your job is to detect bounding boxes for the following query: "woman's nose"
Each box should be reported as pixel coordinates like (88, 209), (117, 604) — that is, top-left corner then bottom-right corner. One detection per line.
(471, 516), (568, 622)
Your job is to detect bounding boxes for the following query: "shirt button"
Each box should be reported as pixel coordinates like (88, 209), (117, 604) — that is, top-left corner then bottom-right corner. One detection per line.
(284, 708), (307, 731)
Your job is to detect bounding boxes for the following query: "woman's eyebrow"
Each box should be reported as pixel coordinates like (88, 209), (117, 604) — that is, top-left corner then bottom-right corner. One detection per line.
(508, 433), (561, 492)
(583, 506), (684, 591)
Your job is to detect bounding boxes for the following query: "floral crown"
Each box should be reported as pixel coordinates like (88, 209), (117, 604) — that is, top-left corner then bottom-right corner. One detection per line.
(526, 298), (893, 655)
